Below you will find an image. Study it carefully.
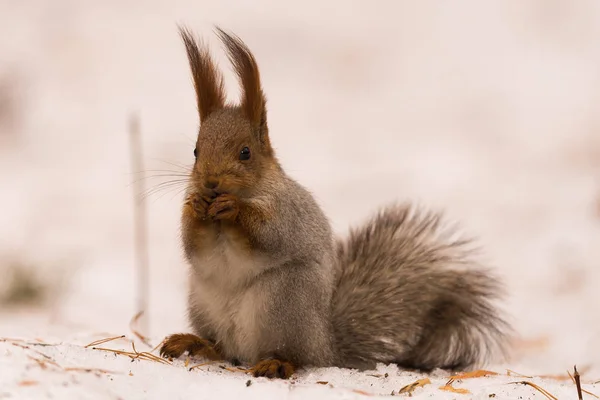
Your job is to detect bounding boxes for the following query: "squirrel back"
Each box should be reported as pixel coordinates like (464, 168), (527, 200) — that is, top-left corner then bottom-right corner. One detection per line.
(332, 203), (510, 371)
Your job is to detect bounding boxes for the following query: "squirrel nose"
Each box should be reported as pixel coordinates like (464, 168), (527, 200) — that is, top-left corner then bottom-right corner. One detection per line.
(205, 177), (219, 189)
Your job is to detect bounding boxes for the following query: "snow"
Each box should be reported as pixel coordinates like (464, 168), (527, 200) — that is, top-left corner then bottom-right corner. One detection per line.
(1, 335), (598, 399)
(1, 0), (600, 399)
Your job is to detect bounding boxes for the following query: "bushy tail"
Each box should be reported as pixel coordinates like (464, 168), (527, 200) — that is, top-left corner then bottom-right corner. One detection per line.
(331, 203), (511, 371)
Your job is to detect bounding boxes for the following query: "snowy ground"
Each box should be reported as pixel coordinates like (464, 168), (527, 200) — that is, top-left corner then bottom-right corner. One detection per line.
(1, 1), (600, 399)
(1, 333), (598, 400)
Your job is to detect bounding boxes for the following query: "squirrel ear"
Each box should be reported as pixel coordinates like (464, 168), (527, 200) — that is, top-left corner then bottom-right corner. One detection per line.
(179, 26), (225, 122)
(215, 27), (268, 137)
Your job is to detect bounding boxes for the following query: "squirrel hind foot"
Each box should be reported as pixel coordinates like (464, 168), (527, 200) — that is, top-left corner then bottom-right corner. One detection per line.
(159, 333), (220, 360)
(251, 359), (295, 379)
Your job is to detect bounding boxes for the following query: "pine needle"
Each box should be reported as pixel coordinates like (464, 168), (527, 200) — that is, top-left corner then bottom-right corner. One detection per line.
(84, 335), (127, 349)
(509, 381), (558, 400)
(129, 311), (152, 347)
(506, 369), (533, 378)
(188, 360), (219, 371)
(64, 367), (121, 375)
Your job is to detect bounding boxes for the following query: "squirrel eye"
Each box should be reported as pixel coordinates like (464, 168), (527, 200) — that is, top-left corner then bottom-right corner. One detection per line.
(239, 146), (251, 161)
(193, 148), (197, 158)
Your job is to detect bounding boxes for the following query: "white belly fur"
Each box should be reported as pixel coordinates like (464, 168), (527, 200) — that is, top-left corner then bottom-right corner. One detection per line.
(189, 231), (266, 362)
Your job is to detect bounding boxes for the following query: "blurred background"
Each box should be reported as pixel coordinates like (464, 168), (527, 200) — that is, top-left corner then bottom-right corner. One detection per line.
(0, 0), (599, 374)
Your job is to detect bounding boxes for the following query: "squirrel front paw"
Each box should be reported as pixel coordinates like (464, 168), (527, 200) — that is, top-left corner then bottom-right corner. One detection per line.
(250, 359), (295, 379)
(208, 193), (240, 221)
(183, 192), (213, 220)
(159, 333), (221, 361)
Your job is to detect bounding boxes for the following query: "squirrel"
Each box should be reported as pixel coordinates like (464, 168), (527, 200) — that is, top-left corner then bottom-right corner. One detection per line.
(159, 26), (511, 379)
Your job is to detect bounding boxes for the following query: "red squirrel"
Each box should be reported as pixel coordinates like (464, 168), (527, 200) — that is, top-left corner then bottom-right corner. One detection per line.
(160, 26), (510, 379)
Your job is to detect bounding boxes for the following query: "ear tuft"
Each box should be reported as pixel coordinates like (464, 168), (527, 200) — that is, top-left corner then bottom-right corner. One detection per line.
(214, 26), (267, 133)
(179, 26), (225, 122)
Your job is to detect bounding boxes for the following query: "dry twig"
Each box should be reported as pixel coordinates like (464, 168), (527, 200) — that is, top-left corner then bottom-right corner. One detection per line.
(573, 366), (584, 400)
(129, 113), (150, 334)
(569, 366), (599, 399)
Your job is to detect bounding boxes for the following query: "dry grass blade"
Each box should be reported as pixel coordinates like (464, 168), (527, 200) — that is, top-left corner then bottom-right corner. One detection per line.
(130, 311), (152, 347)
(1, 337), (56, 347)
(399, 378), (431, 395)
(132, 341), (171, 365)
(220, 365), (248, 373)
(506, 369), (533, 378)
(0, 337), (25, 342)
(450, 369), (498, 380)
(91, 347), (138, 358)
(188, 360), (218, 371)
(509, 381), (558, 400)
(91, 346), (170, 365)
(351, 389), (373, 396)
(150, 338), (166, 354)
(84, 335), (127, 349)
(64, 367), (121, 375)
(10, 342), (30, 349)
(27, 355), (61, 370)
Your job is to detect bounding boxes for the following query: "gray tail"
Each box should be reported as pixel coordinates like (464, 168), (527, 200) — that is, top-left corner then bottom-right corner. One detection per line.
(331, 203), (511, 371)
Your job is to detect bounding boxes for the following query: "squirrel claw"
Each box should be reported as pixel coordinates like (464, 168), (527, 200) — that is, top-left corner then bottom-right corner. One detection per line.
(159, 333), (220, 360)
(250, 359), (295, 379)
(184, 193), (211, 220)
(208, 194), (240, 221)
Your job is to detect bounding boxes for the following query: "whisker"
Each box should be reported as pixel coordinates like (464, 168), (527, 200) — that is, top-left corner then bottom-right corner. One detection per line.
(155, 185), (189, 203)
(127, 175), (190, 187)
(138, 179), (189, 192)
(146, 184), (189, 204)
(140, 181), (188, 200)
(129, 169), (191, 175)
(150, 159), (194, 171)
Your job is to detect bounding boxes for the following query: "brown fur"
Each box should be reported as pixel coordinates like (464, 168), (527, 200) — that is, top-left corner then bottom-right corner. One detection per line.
(160, 333), (221, 360)
(179, 27), (225, 121)
(250, 359), (295, 379)
(161, 26), (512, 379)
(332, 204), (511, 371)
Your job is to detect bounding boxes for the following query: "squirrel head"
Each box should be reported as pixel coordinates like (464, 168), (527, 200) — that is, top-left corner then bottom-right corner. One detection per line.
(180, 27), (277, 197)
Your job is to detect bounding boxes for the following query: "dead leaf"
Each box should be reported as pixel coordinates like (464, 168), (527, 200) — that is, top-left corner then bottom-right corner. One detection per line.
(439, 384), (470, 394)
(450, 370), (498, 380)
(399, 378), (431, 395)
(352, 389), (373, 396)
(18, 380), (38, 386)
